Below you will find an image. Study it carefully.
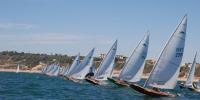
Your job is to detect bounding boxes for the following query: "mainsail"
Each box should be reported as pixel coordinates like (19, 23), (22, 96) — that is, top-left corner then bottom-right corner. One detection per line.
(185, 52), (197, 87)
(71, 48), (95, 79)
(63, 65), (70, 76)
(41, 65), (47, 73)
(119, 32), (149, 82)
(48, 64), (58, 74)
(44, 63), (60, 76)
(59, 64), (69, 75)
(146, 15), (187, 89)
(46, 63), (56, 74)
(94, 40), (117, 80)
(65, 53), (80, 76)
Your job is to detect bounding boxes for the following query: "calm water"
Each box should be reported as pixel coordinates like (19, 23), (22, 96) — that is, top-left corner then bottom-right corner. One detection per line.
(0, 72), (200, 100)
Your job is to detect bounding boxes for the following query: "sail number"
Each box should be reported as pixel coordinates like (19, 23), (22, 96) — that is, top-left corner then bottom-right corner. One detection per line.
(176, 48), (183, 57)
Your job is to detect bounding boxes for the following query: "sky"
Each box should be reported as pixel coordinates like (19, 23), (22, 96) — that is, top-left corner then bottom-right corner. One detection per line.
(0, 0), (199, 63)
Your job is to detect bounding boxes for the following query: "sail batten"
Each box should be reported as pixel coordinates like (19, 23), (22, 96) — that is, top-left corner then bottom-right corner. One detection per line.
(145, 15), (187, 89)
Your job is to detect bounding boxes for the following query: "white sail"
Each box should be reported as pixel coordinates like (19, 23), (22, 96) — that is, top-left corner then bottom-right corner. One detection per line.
(46, 64), (55, 74)
(65, 53), (80, 76)
(51, 65), (60, 76)
(47, 64), (58, 75)
(63, 65), (70, 76)
(16, 64), (20, 73)
(59, 67), (64, 75)
(119, 32), (149, 82)
(60, 65), (69, 75)
(42, 66), (46, 73)
(41, 65), (47, 73)
(94, 40), (117, 80)
(146, 15), (187, 89)
(90, 63), (96, 74)
(71, 48), (95, 79)
(185, 52), (197, 87)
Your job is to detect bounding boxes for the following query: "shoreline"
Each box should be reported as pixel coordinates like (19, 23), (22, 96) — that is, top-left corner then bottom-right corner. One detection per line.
(0, 69), (41, 74)
(1, 69), (199, 82)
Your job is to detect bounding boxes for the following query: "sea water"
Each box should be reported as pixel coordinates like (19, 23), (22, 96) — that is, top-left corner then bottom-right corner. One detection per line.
(0, 72), (199, 100)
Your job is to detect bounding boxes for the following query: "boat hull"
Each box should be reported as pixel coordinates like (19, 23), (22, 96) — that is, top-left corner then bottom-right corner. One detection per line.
(129, 84), (176, 97)
(65, 76), (80, 83)
(85, 77), (100, 85)
(107, 78), (129, 87)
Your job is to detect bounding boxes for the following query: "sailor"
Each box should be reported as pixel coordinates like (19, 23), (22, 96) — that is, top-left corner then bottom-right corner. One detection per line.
(85, 66), (95, 78)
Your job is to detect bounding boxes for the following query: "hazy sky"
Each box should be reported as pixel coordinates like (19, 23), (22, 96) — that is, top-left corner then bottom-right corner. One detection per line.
(0, 0), (199, 63)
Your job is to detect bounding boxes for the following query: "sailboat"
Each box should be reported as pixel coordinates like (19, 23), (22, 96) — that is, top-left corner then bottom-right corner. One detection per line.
(67, 48), (95, 82)
(45, 63), (60, 76)
(180, 52), (197, 90)
(86, 40), (117, 85)
(16, 64), (20, 73)
(51, 64), (60, 76)
(108, 32), (149, 87)
(64, 53), (81, 79)
(41, 65), (46, 73)
(59, 64), (69, 76)
(129, 15), (187, 97)
(41, 64), (49, 74)
(45, 63), (56, 74)
(62, 64), (70, 76)
(46, 63), (56, 75)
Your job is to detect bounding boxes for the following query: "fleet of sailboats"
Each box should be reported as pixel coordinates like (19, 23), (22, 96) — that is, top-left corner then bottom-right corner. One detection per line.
(41, 63), (61, 76)
(38, 15), (200, 97)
